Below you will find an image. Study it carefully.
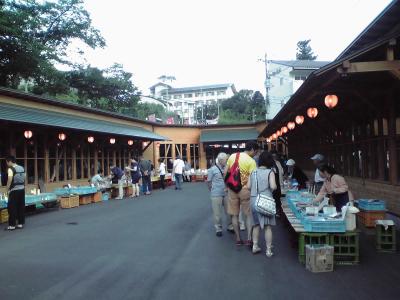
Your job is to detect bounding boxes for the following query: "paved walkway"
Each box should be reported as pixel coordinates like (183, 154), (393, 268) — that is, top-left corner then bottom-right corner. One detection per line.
(0, 182), (399, 300)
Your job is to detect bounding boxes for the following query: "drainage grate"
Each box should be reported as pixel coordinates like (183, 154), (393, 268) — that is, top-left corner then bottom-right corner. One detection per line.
(66, 222), (78, 225)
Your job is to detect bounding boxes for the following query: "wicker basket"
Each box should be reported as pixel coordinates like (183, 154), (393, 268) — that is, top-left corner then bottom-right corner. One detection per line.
(79, 195), (92, 205)
(0, 209), (9, 223)
(60, 195), (79, 209)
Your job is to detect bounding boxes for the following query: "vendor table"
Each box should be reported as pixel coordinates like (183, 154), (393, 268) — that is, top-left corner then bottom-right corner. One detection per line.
(282, 197), (360, 265)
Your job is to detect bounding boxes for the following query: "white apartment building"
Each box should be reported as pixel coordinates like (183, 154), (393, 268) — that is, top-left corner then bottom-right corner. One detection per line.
(149, 83), (237, 124)
(267, 60), (330, 118)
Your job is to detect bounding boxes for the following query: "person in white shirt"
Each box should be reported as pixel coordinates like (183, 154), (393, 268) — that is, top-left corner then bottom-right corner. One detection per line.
(311, 154), (325, 193)
(91, 169), (105, 189)
(158, 158), (166, 190)
(172, 156), (185, 190)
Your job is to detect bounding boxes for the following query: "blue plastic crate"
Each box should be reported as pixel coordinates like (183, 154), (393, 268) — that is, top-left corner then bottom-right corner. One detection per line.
(102, 192), (110, 201)
(358, 199), (386, 211)
(53, 187), (71, 196)
(287, 199), (304, 220)
(302, 217), (346, 233)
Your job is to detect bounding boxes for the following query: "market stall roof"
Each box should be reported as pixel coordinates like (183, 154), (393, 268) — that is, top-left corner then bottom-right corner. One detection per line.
(200, 128), (259, 143)
(0, 103), (167, 141)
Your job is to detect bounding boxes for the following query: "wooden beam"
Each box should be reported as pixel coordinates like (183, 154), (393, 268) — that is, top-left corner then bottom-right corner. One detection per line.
(337, 60), (400, 74)
(143, 141), (153, 153)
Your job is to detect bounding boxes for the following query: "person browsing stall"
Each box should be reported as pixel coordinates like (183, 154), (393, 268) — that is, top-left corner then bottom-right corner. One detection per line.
(286, 159), (308, 190)
(247, 151), (277, 257)
(311, 154), (325, 193)
(313, 164), (353, 211)
(5, 156), (26, 231)
(225, 141), (258, 246)
(207, 152), (233, 237)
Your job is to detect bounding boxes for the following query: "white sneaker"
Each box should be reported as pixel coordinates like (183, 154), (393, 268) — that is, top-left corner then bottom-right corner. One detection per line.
(240, 225), (246, 231)
(252, 245), (261, 254)
(266, 246), (274, 258)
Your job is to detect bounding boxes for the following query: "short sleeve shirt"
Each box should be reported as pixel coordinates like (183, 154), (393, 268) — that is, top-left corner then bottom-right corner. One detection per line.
(207, 164), (226, 197)
(226, 152), (257, 186)
(173, 159), (185, 174)
(159, 163), (166, 176)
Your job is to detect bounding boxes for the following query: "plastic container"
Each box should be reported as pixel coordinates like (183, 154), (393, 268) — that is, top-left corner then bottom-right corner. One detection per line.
(102, 192), (110, 201)
(302, 217), (346, 232)
(358, 199), (386, 211)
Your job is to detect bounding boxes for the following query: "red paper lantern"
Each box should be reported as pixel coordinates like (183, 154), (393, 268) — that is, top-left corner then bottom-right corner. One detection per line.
(324, 94), (338, 109)
(295, 115), (304, 125)
(58, 133), (66, 141)
(110, 138), (116, 144)
(307, 107), (318, 118)
(128, 140), (134, 146)
(87, 136), (94, 143)
(272, 133), (277, 140)
(276, 130), (282, 137)
(143, 141), (148, 148)
(288, 122), (295, 130)
(24, 130), (33, 139)
(266, 138), (271, 143)
(282, 126), (288, 134)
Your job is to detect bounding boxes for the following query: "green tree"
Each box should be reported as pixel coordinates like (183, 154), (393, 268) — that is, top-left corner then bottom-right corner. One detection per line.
(66, 64), (140, 113)
(195, 103), (218, 123)
(219, 89), (266, 124)
(296, 39), (317, 60)
(0, 0), (105, 87)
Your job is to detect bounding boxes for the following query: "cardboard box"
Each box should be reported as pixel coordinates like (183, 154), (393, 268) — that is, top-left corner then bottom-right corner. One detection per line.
(306, 244), (334, 273)
(92, 192), (102, 203)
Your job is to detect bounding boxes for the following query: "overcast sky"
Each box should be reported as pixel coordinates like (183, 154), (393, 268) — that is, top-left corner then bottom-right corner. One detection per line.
(77, 0), (392, 95)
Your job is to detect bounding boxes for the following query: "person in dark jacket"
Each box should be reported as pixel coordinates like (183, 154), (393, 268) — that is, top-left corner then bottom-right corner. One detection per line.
(5, 155), (26, 231)
(139, 156), (152, 195)
(127, 158), (142, 197)
(286, 159), (308, 190)
(110, 165), (124, 199)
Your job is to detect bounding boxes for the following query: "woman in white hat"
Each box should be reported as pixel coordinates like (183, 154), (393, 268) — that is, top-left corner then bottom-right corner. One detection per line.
(286, 159), (308, 190)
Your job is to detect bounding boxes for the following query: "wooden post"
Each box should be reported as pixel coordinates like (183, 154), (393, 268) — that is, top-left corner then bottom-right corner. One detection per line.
(72, 149), (77, 180)
(34, 140), (38, 184)
(63, 145), (67, 181)
(172, 144), (176, 160)
(44, 135), (49, 183)
(387, 94), (398, 184)
(186, 144), (191, 164)
(55, 147), (59, 182)
(377, 116), (385, 181)
(94, 149), (98, 175)
(113, 150), (116, 166)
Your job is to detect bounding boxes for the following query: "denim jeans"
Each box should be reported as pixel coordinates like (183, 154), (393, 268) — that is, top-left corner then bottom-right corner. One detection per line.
(142, 175), (151, 193)
(175, 174), (183, 190)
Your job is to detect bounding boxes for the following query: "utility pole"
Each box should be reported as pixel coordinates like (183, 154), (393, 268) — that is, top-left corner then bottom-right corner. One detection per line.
(258, 53), (270, 122)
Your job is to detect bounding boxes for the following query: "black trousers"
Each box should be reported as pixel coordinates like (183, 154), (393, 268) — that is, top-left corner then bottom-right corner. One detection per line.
(8, 189), (25, 227)
(160, 175), (165, 189)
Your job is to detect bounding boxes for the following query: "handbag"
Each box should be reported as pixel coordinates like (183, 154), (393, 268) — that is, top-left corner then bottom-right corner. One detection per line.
(254, 170), (276, 216)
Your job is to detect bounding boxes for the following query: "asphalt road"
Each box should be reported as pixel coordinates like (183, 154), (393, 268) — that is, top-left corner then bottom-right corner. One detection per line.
(0, 182), (399, 300)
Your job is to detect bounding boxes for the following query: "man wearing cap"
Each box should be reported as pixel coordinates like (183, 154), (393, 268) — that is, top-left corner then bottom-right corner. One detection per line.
(311, 154), (325, 193)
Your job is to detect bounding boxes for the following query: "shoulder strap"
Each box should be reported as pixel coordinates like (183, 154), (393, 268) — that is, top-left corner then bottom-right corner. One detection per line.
(216, 165), (224, 178)
(255, 170), (259, 194)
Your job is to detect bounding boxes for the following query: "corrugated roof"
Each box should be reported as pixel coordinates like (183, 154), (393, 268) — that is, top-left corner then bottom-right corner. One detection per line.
(200, 128), (259, 143)
(0, 103), (167, 140)
(166, 84), (234, 94)
(271, 60), (331, 69)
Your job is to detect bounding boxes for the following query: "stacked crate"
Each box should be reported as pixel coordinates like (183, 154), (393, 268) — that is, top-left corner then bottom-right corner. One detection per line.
(329, 231), (360, 265)
(375, 221), (396, 252)
(357, 200), (386, 228)
(299, 233), (330, 264)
